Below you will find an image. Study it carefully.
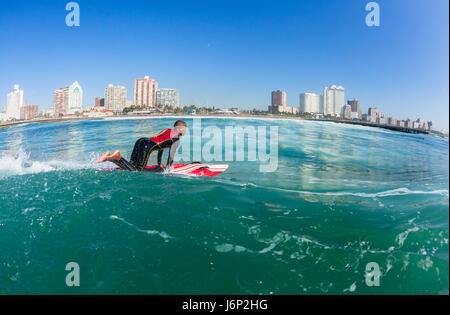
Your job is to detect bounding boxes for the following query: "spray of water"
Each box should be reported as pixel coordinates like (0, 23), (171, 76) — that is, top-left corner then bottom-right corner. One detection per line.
(0, 148), (96, 178)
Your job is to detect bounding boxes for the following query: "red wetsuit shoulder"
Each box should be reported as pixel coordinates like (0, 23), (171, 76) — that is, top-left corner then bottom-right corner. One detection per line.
(150, 128), (179, 144)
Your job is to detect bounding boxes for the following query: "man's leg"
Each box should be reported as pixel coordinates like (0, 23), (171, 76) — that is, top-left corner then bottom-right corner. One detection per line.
(97, 151), (111, 163)
(97, 150), (137, 171)
(108, 151), (138, 171)
(129, 138), (157, 171)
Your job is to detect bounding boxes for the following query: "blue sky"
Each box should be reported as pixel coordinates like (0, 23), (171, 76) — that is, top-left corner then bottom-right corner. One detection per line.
(0, 0), (448, 130)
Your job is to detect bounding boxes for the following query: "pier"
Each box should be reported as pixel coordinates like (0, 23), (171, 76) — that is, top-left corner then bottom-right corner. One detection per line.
(307, 119), (430, 135)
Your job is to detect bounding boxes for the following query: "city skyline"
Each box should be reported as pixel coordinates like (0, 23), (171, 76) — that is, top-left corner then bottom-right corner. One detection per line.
(0, 79), (438, 131)
(0, 0), (448, 130)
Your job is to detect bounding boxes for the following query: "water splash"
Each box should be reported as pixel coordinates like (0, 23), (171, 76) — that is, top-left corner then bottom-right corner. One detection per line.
(0, 148), (92, 178)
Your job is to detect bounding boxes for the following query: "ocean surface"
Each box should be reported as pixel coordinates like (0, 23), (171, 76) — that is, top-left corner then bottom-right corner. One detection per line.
(0, 117), (448, 294)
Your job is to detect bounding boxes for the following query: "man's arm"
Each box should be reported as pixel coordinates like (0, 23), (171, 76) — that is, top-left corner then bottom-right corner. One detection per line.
(166, 140), (180, 167)
(157, 149), (164, 166)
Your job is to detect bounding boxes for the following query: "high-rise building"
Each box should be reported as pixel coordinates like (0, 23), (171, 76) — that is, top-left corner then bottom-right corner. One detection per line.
(134, 75), (158, 107)
(405, 118), (413, 128)
(427, 121), (433, 130)
(269, 90), (296, 114)
(343, 104), (352, 119)
(95, 97), (105, 107)
(0, 111), (8, 121)
(368, 107), (380, 123)
(378, 117), (387, 125)
(268, 90), (298, 114)
(104, 84), (127, 112)
(6, 84), (25, 120)
(388, 117), (397, 126)
(20, 104), (38, 120)
(323, 85), (345, 117)
(271, 90), (286, 107)
(415, 118), (425, 129)
(156, 88), (180, 108)
(67, 81), (83, 114)
(53, 81), (83, 116)
(53, 87), (67, 117)
(323, 87), (332, 116)
(347, 99), (362, 120)
(300, 93), (322, 114)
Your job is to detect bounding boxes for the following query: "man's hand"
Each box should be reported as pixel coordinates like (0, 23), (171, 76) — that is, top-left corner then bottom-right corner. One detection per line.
(159, 164), (167, 171)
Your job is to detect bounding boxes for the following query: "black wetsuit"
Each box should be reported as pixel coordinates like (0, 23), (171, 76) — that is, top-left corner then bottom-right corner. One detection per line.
(111, 129), (181, 172)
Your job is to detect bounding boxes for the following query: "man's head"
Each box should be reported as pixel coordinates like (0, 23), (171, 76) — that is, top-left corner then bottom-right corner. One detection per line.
(174, 120), (187, 136)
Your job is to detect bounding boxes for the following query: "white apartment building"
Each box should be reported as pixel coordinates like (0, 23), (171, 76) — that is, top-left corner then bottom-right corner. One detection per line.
(156, 88), (180, 108)
(300, 92), (322, 114)
(6, 84), (25, 120)
(104, 84), (127, 112)
(53, 81), (83, 116)
(323, 85), (345, 117)
(67, 81), (83, 114)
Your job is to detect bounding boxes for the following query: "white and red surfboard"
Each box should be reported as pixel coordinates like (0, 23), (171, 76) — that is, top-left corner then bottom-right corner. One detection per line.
(102, 163), (228, 177)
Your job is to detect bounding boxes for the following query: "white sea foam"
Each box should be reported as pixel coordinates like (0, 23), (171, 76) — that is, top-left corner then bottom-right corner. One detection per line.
(316, 187), (450, 198)
(0, 149), (92, 178)
(215, 179), (449, 199)
(109, 215), (171, 240)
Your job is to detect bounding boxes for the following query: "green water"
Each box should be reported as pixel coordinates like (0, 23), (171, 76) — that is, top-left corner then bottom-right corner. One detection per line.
(0, 117), (448, 294)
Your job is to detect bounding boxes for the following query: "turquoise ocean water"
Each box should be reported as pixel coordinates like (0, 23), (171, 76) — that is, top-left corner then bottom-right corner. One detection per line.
(0, 117), (448, 294)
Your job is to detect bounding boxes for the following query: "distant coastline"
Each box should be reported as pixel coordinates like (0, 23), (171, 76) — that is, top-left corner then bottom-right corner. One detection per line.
(0, 113), (447, 138)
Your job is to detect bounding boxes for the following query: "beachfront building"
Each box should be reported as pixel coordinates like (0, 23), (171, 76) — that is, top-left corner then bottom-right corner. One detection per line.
(6, 84), (25, 120)
(397, 120), (405, 127)
(53, 82), (82, 116)
(282, 106), (299, 114)
(134, 75), (158, 107)
(348, 99), (362, 120)
(156, 88), (180, 108)
(39, 109), (54, 118)
(405, 118), (413, 128)
(52, 81), (83, 116)
(415, 118), (427, 129)
(323, 85), (345, 117)
(95, 97), (105, 107)
(368, 107), (380, 123)
(0, 112), (7, 121)
(388, 117), (397, 126)
(343, 105), (352, 120)
(269, 103), (299, 114)
(53, 87), (67, 117)
(20, 105), (38, 120)
(104, 84), (127, 112)
(377, 116), (387, 125)
(67, 81), (83, 114)
(427, 121), (433, 130)
(300, 92), (322, 114)
(269, 90), (298, 114)
(272, 90), (286, 107)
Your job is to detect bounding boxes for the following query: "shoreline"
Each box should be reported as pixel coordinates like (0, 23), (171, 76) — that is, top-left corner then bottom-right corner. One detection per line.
(0, 114), (446, 137)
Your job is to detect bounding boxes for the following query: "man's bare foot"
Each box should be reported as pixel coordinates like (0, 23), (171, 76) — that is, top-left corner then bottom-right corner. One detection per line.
(97, 151), (111, 163)
(109, 151), (122, 161)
